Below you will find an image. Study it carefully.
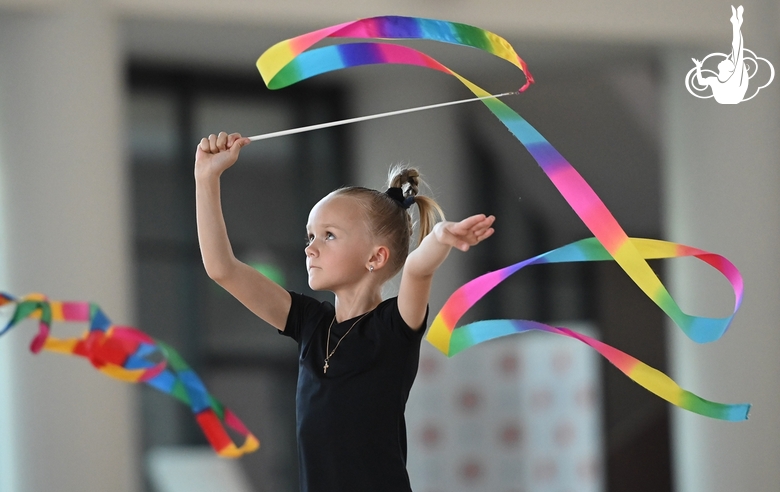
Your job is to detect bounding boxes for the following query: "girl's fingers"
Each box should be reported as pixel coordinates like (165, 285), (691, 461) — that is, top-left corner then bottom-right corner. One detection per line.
(471, 217), (494, 233)
(448, 215), (493, 234)
(464, 214), (494, 232)
(478, 215), (496, 228)
(447, 216), (484, 236)
(200, 132), (247, 155)
(216, 131), (228, 150)
(477, 228), (495, 241)
(227, 133), (243, 147)
(463, 216), (494, 235)
(462, 216), (495, 245)
(229, 137), (250, 159)
(460, 214), (487, 228)
(228, 135), (251, 156)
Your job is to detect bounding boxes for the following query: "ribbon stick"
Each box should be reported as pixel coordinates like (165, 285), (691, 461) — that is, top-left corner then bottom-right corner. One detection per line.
(248, 91), (518, 141)
(256, 15), (750, 420)
(0, 292), (260, 457)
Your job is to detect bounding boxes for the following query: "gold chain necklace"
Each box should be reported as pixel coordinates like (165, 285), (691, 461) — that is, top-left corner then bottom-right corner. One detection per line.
(324, 311), (370, 374)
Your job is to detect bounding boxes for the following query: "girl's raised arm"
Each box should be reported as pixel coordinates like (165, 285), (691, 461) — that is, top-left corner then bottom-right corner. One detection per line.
(398, 214), (495, 330)
(195, 131), (291, 330)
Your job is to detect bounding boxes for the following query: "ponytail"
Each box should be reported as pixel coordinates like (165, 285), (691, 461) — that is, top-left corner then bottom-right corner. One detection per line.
(387, 165), (444, 247)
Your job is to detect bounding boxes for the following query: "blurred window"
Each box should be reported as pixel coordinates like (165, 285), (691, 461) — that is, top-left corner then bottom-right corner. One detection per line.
(128, 64), (349, 491)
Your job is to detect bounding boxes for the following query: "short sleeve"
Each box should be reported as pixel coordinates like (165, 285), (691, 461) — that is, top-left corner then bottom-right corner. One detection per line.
(279, 291), (314, 343)
(382, 297), (429, 342)
(279, 291), (330, 343)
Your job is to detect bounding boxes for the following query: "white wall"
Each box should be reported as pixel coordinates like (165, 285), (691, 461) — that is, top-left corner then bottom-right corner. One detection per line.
(662, 2), (780, 490)
(0, 66), (16, 492)
(0, 5), (138, 492)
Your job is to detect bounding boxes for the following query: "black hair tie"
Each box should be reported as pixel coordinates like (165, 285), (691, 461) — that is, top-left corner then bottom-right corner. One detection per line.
(385, 187), (415, 209)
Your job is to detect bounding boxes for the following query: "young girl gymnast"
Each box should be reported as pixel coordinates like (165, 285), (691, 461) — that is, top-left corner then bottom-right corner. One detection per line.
(195, 131), (495, 491)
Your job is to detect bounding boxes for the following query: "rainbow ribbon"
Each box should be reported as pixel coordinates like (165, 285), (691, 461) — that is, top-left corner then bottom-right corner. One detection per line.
(429, 238), (747, 421)
(257, 15), (750, 420)
(0, 292), (260, 457)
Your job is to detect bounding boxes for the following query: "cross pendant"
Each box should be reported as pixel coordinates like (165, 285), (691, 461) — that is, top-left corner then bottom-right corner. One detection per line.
(323, 360), (329, 374)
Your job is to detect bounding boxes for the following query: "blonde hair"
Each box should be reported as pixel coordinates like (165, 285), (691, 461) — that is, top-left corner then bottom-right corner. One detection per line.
(332, 165), (444, 278)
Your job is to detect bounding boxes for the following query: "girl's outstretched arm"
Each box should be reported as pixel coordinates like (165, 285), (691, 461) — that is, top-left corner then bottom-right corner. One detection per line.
(195, 131), (291, 330)
(398, 214), (495, 330)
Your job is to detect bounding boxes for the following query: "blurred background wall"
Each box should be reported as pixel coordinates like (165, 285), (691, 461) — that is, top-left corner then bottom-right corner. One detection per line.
(0, 0), (778, 491)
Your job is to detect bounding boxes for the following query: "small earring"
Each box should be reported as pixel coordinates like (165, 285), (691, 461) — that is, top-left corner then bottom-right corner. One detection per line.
(369, 265), (374, 273)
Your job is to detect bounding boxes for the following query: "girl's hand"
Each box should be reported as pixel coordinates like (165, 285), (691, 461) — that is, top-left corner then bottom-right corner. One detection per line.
(399, 213), (495, 329)
(433, 214), (495, 252)
(194, 132), (250, 180)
